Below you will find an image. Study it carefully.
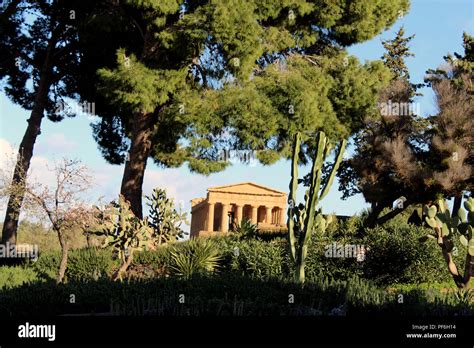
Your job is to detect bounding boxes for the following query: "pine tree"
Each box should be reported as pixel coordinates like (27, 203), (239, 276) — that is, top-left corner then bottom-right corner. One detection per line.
(91, 0), (409, 217)
(338, 27), (426, 226)
(339, 32), (473, 227)
(0, 0), (106, 244)
(382, 27), (414, 80)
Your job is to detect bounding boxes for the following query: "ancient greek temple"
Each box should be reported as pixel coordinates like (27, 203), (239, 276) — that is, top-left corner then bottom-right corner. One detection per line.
(190, 182), (287, 237)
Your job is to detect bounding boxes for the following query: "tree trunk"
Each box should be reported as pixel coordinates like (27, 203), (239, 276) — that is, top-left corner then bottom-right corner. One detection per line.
(373, 200), (411, 226)
(452, 195), (462, 218)
(365, 202), (386, 228)
(438, 239), (465, 289)
(1, 67), (52, 245)
(442, 251), (465, 289)
(112, 250), (133, 281)
(57, 232), (69, 284)
(463, 253), (473, 289)
(120, 112), (154, 219)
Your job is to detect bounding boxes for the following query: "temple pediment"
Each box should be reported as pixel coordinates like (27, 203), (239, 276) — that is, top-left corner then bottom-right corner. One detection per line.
(208, 182), (286, 196)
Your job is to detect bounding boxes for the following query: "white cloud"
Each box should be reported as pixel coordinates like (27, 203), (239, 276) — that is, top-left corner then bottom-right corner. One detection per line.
(36, 132), (77, 155)
(0, 137), (225, 233)
(142, 168), (209, 225)
(0, 138), (16, 170)
(0, 138), (59, 221)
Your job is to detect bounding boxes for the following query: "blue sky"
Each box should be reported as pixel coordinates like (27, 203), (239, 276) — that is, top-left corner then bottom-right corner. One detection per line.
(1, 0), (473, 230)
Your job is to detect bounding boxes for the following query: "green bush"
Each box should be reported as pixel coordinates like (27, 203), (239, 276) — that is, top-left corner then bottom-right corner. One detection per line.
(325, 215), (365, 237)
(32, 248), (117, 282)
(32, 251), (61, 280)
(133, 237), (288, 281)
(362, 221), (451, 285)
(215, 237), (288, 280)
(231, 219), (258, 239)
(128, 215), (459, 286)
(0, 274), (471, 317)
(22, 212), (461, 286)
(132, 245), (172, 271)
(303, 235), (365, 282)
(215, 231), (364, 282)
(132, 240), (226, 279)
(0, 266), (39, 290)
(67, 248), (116, 281)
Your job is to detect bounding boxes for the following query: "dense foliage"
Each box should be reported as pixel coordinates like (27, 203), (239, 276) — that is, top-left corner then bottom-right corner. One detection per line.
(0, 272), (471, 317)
(9, 217), (464, 286)
(1, 214), (472, 317)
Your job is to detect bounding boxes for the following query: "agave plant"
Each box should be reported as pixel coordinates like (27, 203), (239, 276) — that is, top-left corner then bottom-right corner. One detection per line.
(453, 288), (474, 306)
(232, 218), (258, 239)
(169, 239), (222, 279)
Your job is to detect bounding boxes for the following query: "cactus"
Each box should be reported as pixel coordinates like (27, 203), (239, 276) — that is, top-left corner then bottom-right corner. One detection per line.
(421, 197), (474, 289)
(287, 131), (347, 283)
(88, 195), (153, 280)
(146, 188), (188, 246)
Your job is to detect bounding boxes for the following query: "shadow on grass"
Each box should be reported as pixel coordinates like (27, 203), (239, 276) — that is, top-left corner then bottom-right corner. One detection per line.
(0, 273), (472, 318)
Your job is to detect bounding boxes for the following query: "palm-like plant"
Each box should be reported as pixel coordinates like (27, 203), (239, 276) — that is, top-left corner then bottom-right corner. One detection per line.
(454, 288), (474, 305)
(232, 218), (258, 239)
(169, 239), (222, 279)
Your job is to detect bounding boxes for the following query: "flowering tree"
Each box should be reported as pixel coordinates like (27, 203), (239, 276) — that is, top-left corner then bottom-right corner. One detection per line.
(1, 158), (95, 283)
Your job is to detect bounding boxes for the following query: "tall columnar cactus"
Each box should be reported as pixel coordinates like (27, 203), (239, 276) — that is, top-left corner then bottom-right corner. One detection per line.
(421, 197), (474, 289)
(287, 131), (347, 283)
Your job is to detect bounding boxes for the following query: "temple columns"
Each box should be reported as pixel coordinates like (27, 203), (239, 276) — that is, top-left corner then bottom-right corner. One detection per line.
(207, 203), (215, 232)
(207, 203), (284, 232)
(221, 203), (229, 232)
(251, 205), (258, 224)
(236, 205), (243, 225)
(265, 206), (272, 223)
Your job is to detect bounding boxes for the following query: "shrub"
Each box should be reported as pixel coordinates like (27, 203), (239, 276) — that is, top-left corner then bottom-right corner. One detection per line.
(363, 221), (451, 285)
(32, 251), (61, 280)
(215, 232), (364, 282)
(169, 239), (222, 279)
(0, 274), (471, 317)
(325, 215), (364, 237)
(67, 248), (116, 281)
(303, 235), (365, 282)
(215, 237), (288, 280)
(132, 245), (172, 272)
(0, 266), (39, 290)
(32, 247), (117, 282)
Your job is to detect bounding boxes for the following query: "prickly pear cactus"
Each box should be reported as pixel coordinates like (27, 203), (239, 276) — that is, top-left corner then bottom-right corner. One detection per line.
(88, 195), (153, 280)
(423, 198), (474, 255)
(457, 197), (474, 256)
(423, 199), (457, 251)
(422, 197), (474, 289)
